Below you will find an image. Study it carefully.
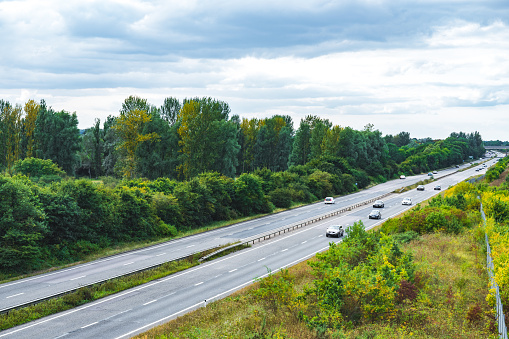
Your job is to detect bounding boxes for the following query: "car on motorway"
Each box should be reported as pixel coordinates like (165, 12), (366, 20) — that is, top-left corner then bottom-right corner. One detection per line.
(402, 197), (412, 205)
(417, 185), (425, 191)
(434, 185), (441, 190)
(324, 197), (335, 204)
(428, 172), (433, 176)
(400, 175), (406, 179)
(368, 210), (382, 219)
(326, 225), (344, 238)
(373, 200), (384, 208)
(455, 165), (460, 168)
(432, 170), (438, 174)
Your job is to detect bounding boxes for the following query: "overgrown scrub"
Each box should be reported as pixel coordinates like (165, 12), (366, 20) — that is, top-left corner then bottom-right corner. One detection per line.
(485, 156), (509, 182)
(482, 190), (509, 307)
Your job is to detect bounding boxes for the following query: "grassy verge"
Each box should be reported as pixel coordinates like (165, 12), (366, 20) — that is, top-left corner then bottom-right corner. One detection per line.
(0, 244), (241, 331)
(394, 177), (435, 193)
(133, 230), (494, 339)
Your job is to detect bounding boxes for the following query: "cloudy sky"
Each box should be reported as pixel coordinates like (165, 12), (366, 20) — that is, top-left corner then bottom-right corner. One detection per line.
(1, 0), (508, 140)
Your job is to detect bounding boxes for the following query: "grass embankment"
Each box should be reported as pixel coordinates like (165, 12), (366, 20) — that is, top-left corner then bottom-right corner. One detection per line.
(134, 231), (493, 339)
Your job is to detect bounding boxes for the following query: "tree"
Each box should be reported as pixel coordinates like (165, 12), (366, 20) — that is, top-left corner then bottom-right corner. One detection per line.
(288, 120), (311, 167)
(160, 97), (181, 126)
(2, 104), (23, 174)
(0, 176), (47, 270)
(24, 99), (40, 158)
(113, 104), (159, 179)
(34, 101), (81, 174)
(137, 110), (180, 179)
(177, 98), (238, 179)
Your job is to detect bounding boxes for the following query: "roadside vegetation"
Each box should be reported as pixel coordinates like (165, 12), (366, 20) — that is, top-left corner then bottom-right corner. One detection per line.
(134, 176), (509, 339)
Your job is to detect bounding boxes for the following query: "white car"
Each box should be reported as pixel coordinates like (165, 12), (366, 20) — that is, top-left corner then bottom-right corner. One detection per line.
(324, 197), (335, 204)
(400, 175), (406, 179)
(402, 198), (412, 205)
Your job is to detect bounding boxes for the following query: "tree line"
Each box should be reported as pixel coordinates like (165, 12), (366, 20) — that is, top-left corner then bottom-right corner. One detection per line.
(0, 96), (485, 180)
(0, 95), (486, 273)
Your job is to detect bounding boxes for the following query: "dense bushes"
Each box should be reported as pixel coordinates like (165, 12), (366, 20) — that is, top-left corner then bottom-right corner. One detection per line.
(485, 156), (509, 182)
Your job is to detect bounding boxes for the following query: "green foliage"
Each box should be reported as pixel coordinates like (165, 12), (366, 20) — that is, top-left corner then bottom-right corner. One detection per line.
(13, 157), (65, 178)
(233, 173), (273, 216)
(485, 156), (509, 182)
(0, 176), (47, 271)
(381, 206), (470, 235)
(34, 102), (81, 174)
(268, 188), (293, 208)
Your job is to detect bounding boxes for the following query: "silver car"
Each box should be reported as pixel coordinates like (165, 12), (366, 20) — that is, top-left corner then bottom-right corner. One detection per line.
(326, 225), (344, 238)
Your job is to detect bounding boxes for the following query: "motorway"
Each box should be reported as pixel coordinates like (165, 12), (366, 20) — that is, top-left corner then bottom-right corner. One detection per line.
(0, 164), (459, 311)
(0, 157), (499, 338)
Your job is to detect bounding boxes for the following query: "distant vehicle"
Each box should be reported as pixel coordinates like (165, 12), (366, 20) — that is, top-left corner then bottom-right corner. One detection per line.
(434, 185), (441, 190)
(432, 170), (438, 174)
(402, 197), (412, 205)
(428, 172), (433, 176)
(326, 225), (344, 238)
(373, 200), (384, 208)
(368, 210), (382, 219)
(475, 168), (480, 171)
(400, 175), (406, 179)
(455, 165), (460, 168)
(324, 197), (335, 204)
(417, 185), (425, 191)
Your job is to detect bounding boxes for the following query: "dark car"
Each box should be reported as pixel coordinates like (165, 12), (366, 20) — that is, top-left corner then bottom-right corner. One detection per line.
(326, 225), (344, 238)
(373, 200), (384, 208)
(455, 165), (460, 168)
(368, 210), (382, 219)
(434, 185), (441, 190)
(417, 185), (425, 191)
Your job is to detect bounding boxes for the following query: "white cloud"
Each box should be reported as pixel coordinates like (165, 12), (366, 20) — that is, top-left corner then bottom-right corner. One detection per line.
(1, 1), (509, 139)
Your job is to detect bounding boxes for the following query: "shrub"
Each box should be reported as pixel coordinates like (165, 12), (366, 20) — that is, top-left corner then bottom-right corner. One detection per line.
(13, 157), (65, 178)
(268, 188), (292, 208)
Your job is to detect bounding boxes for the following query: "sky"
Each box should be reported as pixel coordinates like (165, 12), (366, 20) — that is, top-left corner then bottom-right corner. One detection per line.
(1, 0), (508, 140)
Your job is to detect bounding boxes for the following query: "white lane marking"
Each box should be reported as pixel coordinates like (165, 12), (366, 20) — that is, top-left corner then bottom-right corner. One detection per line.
(257, 258), (265, 262)
(53, 333), (70, 339)
(143, 300), (157, 306)
(155, 253), (166, 257)
(6, 293), (24, 299)
(301, 241), (307, 244)
(281, 249), (288, 252)
(115, 248), (326, 339)
(123, 262), (134, 266)
(81, 321), (98, 329)
(318, 235), (323, 237)
(195, 282), (203, 286)
(186, 245), (195, 248)
(228, 269), (237, 273)
(70, 275), (86, 281)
